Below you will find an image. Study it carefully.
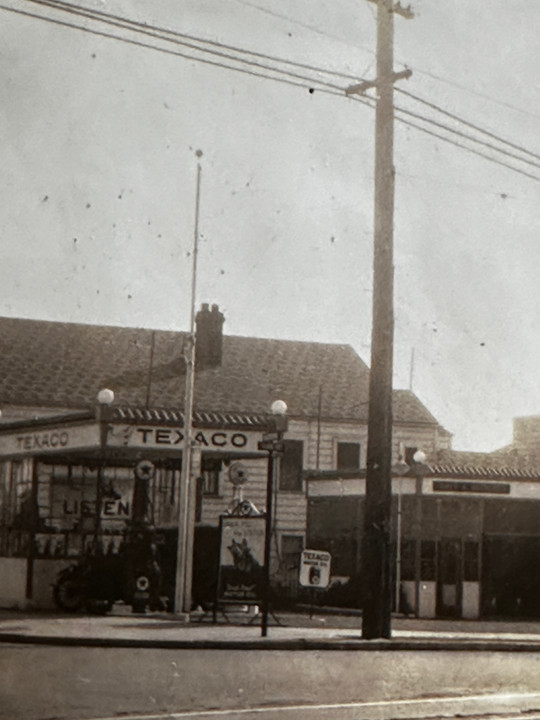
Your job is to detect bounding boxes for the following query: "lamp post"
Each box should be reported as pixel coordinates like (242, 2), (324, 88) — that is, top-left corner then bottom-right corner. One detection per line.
(259, 400), (288, 638)
(409, 449), (428, 618)
(391, 457), (409, 613)
(95, 388), (115, 553)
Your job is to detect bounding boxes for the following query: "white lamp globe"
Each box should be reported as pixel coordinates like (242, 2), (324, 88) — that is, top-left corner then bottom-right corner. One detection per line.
(97, 388), (115, 406)
(413, 449), (427, 464)
(270, 400), (288, 416)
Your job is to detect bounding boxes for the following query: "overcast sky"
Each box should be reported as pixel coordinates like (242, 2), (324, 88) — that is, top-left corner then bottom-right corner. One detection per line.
(1, 0), (539, 451)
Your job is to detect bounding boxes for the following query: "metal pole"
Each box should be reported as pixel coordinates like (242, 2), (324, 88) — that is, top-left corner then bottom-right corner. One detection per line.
(395, 475), (402, 612)
(414, 474), (422, 617)
(174, 153), (202, 615)
(362, 0), (395, 640)
(261, 448), (275, 637)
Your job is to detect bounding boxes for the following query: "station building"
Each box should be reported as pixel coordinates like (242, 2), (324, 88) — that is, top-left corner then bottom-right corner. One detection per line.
(0, 306), (452, 610)
(307, 459), (540, 620)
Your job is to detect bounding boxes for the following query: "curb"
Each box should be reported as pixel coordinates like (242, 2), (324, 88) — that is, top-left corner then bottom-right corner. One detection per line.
(91, 693), (540, 720)
(2, 632), (540, 651)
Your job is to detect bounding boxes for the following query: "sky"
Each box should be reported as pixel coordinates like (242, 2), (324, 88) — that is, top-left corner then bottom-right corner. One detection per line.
(1, 0), (539, 451)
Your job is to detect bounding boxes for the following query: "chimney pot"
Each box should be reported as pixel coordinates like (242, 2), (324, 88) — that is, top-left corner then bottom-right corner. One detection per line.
(195, 303), (225, 368)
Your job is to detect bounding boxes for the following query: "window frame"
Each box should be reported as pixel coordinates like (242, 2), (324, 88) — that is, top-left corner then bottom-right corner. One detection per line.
(279, 439), (304, 493)
(336, 441), (361, 471)
(200, 456), (222, 497)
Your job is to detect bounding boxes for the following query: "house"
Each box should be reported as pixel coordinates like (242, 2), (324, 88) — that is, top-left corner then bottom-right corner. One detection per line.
(0, 306), (451, 609)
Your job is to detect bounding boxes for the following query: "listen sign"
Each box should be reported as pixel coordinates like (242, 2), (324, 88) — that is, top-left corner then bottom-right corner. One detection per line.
(299, 549), (331, 588)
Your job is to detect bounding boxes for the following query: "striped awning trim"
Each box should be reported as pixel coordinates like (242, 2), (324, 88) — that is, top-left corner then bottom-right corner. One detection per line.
(111, 406), (271, 429)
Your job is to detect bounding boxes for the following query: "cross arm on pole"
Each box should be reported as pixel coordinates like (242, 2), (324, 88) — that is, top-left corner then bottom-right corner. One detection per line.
(366, 0), (414, 19)
(345, 68), (412, 96)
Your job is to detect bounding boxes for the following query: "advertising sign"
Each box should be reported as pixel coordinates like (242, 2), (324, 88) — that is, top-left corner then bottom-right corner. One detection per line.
(299, 549), (332, 588)
(106, 424), (264, 455)
(0, 423), (101, 457)
(217, 516), (265, 604)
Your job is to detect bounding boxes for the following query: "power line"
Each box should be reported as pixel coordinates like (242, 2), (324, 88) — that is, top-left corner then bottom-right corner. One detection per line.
(230, 0), (540, 122)
(18, 0), (540, 174)
(21, 0), (540, 172)
(409, 66), (540, 122)
(21, 0), (349, 93)
(396, 87), (540, 163)
(229, 0), (375, 56)
(394, 104), (540, 172)
(26, 0), (540, 175)
(25, 0), (364, 84)
(396, 116), (540, 183)
(0, 3), (340, 95)
(2, 0), (539, 183)
(232, 0), (540, 123)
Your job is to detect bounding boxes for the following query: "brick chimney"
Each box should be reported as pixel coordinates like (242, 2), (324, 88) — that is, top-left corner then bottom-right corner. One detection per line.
(195, 303), (225, 367)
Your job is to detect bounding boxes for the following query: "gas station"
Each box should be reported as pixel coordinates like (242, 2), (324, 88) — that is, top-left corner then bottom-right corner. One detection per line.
(0, 401), (276, 612)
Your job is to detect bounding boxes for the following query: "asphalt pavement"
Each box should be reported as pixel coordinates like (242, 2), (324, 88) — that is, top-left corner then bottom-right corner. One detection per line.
(2, 605), (540, 650)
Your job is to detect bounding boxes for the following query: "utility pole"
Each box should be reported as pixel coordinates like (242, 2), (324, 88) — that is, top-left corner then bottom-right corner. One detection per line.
(174, 150), (203, 616)
(346, 0), (413, 639)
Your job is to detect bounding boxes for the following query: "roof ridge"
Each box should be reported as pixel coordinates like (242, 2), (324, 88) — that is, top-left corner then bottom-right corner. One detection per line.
(1, 316), (362, 354)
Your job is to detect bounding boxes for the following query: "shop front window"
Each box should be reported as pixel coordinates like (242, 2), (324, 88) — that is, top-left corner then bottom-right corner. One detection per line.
(0, 459), (34, 557)
(34, 463), (134, 558)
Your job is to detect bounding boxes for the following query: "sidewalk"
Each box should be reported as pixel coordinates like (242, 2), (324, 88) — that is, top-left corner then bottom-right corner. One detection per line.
(2, 606), (540, 650)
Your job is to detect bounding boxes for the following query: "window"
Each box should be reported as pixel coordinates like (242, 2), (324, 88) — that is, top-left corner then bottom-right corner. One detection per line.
(279, 440), (304, 492)
(404, 446), (418, 466)
(463, 541), (479, 581)
(421, 540), (437, 581)
(400, 538), (415, 581)
(200, 456), (222, 496)
(281, 534), (304, 571)
(337, 442), (361, 470)
(0, 460), (33, 558)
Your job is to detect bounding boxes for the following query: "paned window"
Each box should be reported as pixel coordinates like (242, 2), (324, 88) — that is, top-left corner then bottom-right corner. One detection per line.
(201, 457), (222, 496)
(279, 440), (304, 492)
(0, 460), (33, 557)
(337, 442), (361, 470)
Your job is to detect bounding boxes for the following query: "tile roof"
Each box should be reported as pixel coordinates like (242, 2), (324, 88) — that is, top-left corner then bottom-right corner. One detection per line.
(435, 448), (534, 469)
(426, 464), (540, 480)
(0, 406), (271, 432)
(0, 316), (440, 426)
(306, 464), (540, 481)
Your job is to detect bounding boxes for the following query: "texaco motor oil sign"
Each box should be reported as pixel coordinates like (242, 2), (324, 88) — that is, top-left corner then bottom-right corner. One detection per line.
(299, 549), (332, 588)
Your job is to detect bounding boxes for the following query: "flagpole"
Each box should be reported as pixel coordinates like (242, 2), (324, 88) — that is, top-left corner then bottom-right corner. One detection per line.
(174, 150), (202, 615)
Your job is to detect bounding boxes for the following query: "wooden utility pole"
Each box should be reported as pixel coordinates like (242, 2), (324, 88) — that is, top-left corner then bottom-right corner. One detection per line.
(347, 0), (413, 639)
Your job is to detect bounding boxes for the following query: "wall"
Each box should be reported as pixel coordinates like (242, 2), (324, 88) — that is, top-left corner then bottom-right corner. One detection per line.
(0, 558), (28, 609)
(200, 416), (442, 574)
(513, 416), (540, 464)
(32, 558), (73, 609)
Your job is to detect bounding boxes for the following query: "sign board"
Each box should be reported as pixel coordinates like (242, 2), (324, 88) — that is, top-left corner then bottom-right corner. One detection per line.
(217, 516), (265, 604)
(0, 423), (101, 457)
(299, 549), (332, 588)
(0, 422), (266, 459)
(106, 424), (265, 455)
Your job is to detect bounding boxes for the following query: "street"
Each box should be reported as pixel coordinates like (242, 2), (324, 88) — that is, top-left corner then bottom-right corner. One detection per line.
(2, 644), (540, 720)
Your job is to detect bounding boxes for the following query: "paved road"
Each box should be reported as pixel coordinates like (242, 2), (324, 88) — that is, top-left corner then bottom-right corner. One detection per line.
(3, 644), (540, 720)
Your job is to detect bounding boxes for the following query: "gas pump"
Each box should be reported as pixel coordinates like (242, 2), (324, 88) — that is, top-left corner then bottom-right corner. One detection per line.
(125, 459), (161, 613)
